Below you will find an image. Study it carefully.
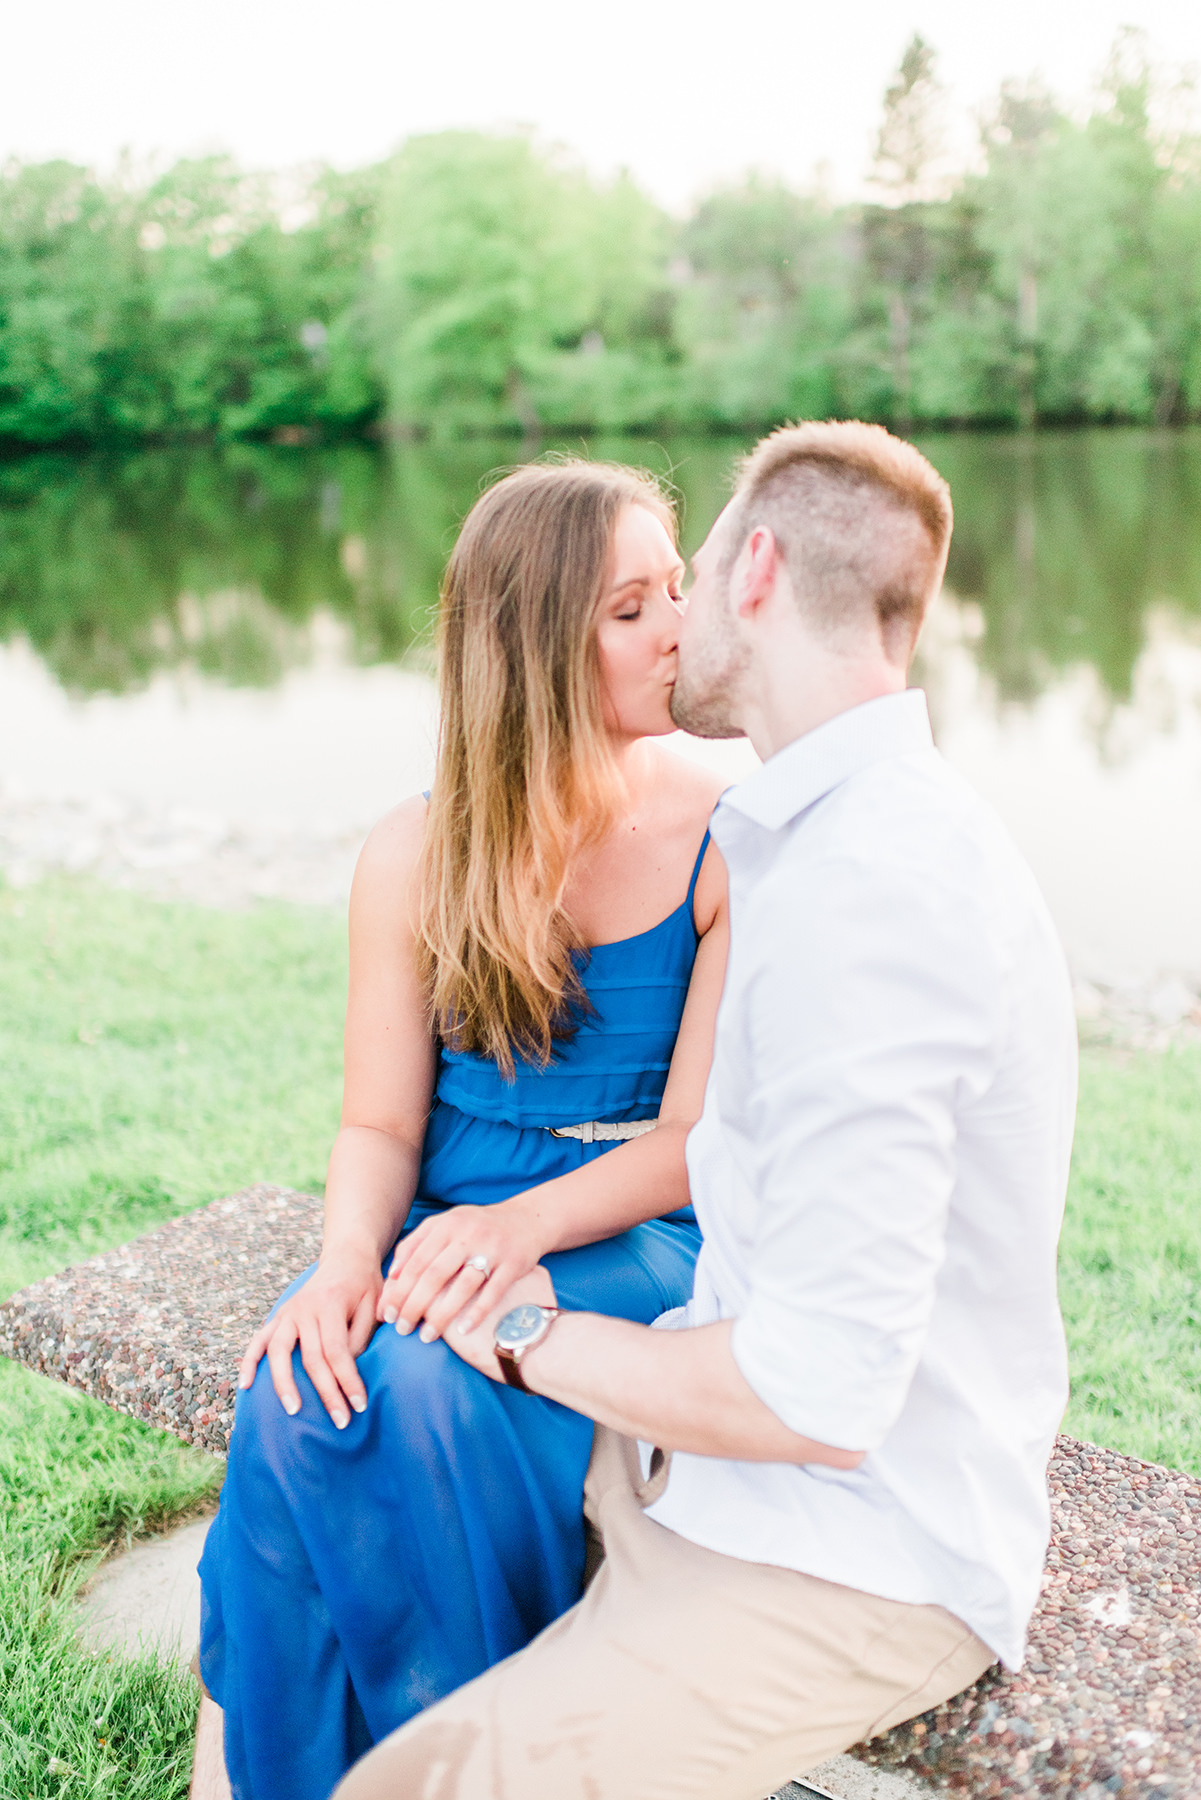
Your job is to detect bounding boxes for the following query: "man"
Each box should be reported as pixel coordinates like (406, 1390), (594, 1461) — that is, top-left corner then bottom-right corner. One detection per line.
(336, 421), (1077, 1800)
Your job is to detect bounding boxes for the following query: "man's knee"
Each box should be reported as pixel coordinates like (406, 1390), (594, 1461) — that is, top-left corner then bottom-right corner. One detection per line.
(334, 1699), (486, 1799)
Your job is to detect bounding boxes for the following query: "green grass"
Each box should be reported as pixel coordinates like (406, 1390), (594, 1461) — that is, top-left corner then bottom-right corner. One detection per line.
(0, 875), (1199, 1794)
(1060, 1044), (1201, 1472)
(0, 879), (345, 1295)
(0, 878), (346, 1798)
(0, 1360), (222, 1799)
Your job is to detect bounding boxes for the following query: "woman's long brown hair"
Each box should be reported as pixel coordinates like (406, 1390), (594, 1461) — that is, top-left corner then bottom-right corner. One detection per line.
(417, 459), (676, 1074)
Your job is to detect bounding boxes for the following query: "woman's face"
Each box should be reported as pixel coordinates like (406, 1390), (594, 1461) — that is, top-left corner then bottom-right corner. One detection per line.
(595, 504), (686, 743)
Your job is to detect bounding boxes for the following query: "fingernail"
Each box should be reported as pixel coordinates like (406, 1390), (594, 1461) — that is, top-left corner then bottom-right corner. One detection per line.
(458, 1316), (475, 1334)
(238, 1374), (251, 1388)
(283, 1397), (300, 1416)
(395, 1319), (412, 1335)
(350, 1394), (367, 1413)
(419, 1326), (434, 1344)
(333, 1411), (350, 1430)
(382, 1307), (397, 1325)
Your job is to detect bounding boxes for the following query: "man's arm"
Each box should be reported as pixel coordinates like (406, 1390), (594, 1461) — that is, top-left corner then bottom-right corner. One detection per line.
(450, 1278), (862, 1469)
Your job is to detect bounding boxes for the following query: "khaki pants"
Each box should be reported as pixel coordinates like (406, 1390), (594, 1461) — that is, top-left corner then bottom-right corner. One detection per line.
(335, 1427), (994, 1800)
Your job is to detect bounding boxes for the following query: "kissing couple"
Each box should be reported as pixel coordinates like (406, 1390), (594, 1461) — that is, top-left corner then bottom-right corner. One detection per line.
(195, 422), (1077, 1800)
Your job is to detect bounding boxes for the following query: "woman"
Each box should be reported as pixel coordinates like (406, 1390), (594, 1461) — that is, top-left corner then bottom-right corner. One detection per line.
(197, 460), (729, 1800)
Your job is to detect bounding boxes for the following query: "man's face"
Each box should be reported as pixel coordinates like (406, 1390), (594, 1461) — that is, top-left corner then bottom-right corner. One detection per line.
(669, 503), (750, 740)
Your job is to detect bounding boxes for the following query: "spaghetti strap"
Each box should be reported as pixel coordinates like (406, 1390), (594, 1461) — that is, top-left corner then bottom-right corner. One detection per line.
(685, 828), (712, 921)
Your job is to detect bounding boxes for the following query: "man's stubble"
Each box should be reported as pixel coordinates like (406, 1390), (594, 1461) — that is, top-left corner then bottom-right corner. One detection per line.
(669, 573), (750, 741)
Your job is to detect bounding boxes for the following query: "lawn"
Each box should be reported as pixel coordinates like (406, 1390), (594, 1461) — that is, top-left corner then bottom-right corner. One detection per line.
(1060, 1047), (1201, 1473)
(0, 876), (1199, 1796)
(0, 879), (346, 1800)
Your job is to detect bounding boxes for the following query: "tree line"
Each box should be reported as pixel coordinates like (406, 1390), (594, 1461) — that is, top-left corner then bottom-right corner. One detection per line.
(1, 31), (1198, 446)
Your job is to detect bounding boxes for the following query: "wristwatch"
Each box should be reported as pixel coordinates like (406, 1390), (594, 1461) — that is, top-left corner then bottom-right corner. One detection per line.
(494, 1303), (561, 1393)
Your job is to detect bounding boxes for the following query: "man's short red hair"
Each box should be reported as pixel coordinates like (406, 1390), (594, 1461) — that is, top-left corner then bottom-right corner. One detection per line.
(726, 421), (953, 662)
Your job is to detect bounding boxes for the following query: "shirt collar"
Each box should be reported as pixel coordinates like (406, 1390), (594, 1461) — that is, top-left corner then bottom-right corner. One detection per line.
(718, 689), (934, 833)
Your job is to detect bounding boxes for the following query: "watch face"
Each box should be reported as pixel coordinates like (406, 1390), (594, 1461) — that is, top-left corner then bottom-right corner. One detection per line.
(495, 1304), (546, 1350)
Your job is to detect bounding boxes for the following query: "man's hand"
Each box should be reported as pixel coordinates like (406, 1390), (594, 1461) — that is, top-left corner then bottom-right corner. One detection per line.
(377, 1199), (546, 1344)
(449, 1300), (864, 1469)
(238, 1251), (383, 1428)
(444, 1266), (558, 1383)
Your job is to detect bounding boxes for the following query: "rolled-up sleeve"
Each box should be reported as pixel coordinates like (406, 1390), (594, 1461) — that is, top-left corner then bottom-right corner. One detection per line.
(729, 845), (1001, 1452)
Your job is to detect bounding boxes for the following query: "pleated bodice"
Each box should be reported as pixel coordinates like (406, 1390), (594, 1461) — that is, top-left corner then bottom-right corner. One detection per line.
(415, 832), (710, 1216)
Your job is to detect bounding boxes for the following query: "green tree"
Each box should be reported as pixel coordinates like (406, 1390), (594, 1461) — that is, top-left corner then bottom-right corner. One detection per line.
(1150, 165), (1201, 419)
(971, 33), (1182, 425)
(863, 33), (948, 427)
(137, 156), (382, 439)
(972, 79), (1062, 423)
(873, 33), (947, 202)
(854, 38), (1006, 428)
(528, 170), (680, 432)
(374, 133), (591, 435)
(675, 176), (851, 427)
(0, 156), (382, 447)
(0, 161), (147, 443)
(374, 133), (677, 436)
(3, 45), (1201, 447)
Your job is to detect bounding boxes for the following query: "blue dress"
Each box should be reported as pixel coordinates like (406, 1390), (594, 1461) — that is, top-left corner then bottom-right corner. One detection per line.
(197, 836), (709, 1800)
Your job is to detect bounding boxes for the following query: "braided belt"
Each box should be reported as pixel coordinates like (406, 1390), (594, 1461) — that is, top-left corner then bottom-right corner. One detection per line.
(547, 1119), (658, 1144)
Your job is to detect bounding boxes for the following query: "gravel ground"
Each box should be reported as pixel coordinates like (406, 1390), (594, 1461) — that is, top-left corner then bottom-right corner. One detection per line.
(2, 1186), (1198, 1799)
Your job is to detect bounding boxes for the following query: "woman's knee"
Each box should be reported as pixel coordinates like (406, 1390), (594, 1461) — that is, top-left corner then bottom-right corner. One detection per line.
(359, 1321), (469, 1412)
(229, 1350), (349, 1483)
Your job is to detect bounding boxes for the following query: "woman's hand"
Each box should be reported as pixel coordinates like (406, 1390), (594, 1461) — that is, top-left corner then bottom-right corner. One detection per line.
(378, 1200), (546, 1344)
(238, 1250), (384, 1429)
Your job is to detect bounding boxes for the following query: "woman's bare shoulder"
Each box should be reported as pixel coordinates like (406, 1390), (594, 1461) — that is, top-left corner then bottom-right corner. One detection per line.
(642, 745), (729, 937)
(691, 833), (728, 938)
(350, 794), (429, 925)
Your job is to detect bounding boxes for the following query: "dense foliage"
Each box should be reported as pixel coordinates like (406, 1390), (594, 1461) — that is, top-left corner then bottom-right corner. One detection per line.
(0, 158), (380, 446)
(1, 33), (1199, 444)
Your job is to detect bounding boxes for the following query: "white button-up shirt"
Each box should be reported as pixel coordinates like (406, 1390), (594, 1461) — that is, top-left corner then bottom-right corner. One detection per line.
(646, 690), (1076, 1669)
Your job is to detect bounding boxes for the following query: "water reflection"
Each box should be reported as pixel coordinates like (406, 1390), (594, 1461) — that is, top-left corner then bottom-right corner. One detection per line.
(923, 429), (1201, 713)
(0, 446), (430, 694)
(4, 431), (1201, 978)
(4, 431), (1201, 710)
(0, 441), (728, 697)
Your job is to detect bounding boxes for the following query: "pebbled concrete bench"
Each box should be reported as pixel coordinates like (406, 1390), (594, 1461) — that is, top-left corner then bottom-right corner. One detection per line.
(2, 1185), (1198, 1799)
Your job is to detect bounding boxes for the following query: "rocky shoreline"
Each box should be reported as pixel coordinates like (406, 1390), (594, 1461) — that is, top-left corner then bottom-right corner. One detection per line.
(0, 782), (366, 910)
(3, 783), (1199, 1052)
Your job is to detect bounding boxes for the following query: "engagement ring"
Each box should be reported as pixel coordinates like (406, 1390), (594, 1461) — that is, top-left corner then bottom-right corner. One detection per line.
(465, 1254), (492, 1278)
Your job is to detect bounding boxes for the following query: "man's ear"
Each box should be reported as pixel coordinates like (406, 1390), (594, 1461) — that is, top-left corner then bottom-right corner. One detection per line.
(734, 526), (781, 621)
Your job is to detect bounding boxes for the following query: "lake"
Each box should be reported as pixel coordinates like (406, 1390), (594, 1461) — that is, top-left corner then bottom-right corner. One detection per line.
(3, 430), (1201, 987)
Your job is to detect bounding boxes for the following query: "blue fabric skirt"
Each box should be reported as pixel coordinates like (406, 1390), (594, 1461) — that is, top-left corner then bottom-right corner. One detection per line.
(198, 1201), (700, 1800)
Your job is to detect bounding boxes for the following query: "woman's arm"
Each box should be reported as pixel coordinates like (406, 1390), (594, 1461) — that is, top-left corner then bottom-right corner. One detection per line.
(378, 846), (729, 1343)
(238, 797), (437, 1424)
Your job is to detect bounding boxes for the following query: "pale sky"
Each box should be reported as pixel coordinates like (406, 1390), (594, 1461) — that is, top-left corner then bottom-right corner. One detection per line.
(4, 0), (1201, 207)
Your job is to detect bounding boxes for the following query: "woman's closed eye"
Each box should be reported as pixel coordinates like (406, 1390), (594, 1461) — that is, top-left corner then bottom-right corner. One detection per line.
(613, 585), (683, 621)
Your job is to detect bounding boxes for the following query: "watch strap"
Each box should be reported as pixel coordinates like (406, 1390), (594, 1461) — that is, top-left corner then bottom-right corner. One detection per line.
(497, 1348), (532, 1393)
